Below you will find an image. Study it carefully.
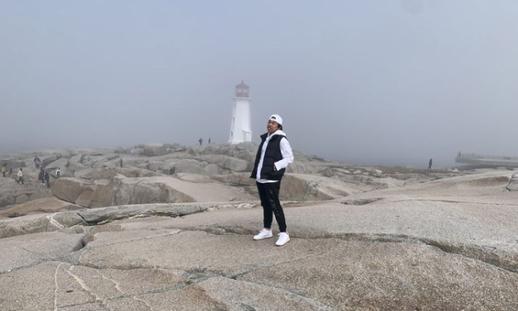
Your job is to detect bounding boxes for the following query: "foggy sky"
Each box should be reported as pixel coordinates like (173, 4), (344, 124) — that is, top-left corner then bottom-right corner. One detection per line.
(1, 0), (518, 167)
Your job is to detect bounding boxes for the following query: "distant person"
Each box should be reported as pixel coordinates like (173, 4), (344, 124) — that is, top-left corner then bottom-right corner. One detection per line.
(119, 158), (123, 168)
(44, 170), (50, 188)
(208, 137), (211, 144)
(33, 156), (41, 169)
(39, 168), (45, 184)
(198, 138), (203, 146)
(8, 167), (13, 177)
(428, 158), (433, 171)
(251, 114), (294, 247)
(1, 165), (6, 177)
(56, 168), (61, 178)
(17, 168), (24, 184)
(169, 167), (176, 175)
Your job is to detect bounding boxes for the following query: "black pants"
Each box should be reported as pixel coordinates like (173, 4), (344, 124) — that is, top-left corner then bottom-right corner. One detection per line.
(256, 181), (287, 232)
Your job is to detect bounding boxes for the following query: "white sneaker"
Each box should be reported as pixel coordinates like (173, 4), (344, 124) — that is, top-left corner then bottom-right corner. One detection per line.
(253, 229), (273, 240)
(275, 232), (290, 246)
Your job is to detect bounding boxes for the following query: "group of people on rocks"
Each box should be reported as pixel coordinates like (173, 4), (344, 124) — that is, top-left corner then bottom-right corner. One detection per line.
(1, 164), (22, 184)
(1, 155), (62, 187)
(198, 137), (212, 146)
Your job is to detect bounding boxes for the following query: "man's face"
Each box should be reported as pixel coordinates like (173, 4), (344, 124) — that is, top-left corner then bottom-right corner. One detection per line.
(267, 120), (279, 133)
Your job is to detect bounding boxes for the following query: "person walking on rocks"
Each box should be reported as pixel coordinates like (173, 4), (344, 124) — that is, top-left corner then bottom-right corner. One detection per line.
(250, 114), (294, 246)
(1, 165), (6, 177)
(39, 167), (45, 184)
(44, 170), (50, 188)
(17, 168), (24, 185)
(33, 155), (41, 169)
(56, 167), (61, 178)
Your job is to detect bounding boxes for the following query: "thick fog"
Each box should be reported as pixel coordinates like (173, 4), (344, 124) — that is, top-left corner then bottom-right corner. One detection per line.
(1, 1), (517, 167)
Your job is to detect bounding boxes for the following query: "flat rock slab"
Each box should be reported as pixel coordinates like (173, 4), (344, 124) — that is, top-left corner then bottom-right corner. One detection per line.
(0, 261), (198, 311)
(75, 223), (518, 310)
(0, 261), (329, 311)
(2, 231), (517, 310)
(137, 176), (256, 202)
(73, 203), (208, 225)
(0, 197), (80, 218)
(79, 229), (337, 275)
(0, 213), (61, 239)
(0, 203), (212, 239)
(147, 198), (518, 271)
(197, 276), (332, 310)
(239, 240), (518, 310)
(0, 232), (84, 273)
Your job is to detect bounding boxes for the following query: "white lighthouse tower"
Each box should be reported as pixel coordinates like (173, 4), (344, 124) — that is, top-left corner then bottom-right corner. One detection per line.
(228, 81), (252, 144)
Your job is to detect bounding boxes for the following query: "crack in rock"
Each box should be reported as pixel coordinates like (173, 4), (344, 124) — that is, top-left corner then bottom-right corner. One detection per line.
(47, 214), (65, 230)
(53, 263), (63, 311)
(181, 268), (333, 310)
(95, 269), (154, 311)
(389, 198), (518, 207)
(341, 197), (383, 205)
(178, 226), (518, 274)
(66, 265), (113, 310)
(80, 230), (182, 249)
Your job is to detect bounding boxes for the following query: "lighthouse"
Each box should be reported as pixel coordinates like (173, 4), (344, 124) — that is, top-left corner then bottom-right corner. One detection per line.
(228, 81), (252, 144)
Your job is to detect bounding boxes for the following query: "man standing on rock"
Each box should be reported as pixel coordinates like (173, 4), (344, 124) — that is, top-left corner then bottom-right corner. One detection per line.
(250, 114), (294, 246)
(17, 168), (24, 185)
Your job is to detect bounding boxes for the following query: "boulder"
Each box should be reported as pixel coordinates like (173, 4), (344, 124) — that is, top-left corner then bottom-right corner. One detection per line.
(199, 142), (257, 162)
(88, 179), (114, 208)
(0, 159), (26, 169)
(74, 167), (157, 180)
(211, 173), (254, 187)
(112, 176), (195, 205)
(0, 178), (19, 207)
(0, 176), (52, 208)
(176, 173), (213, 183)
(51, 177), (93, 204)
(129, 144), (170, 157)
(74, 168), (119, 180)
(0, 232), (84, 273)
(198, 155), (249, 172)
(279, 174), (335, 201)
(0, 197), (80, 218)
(171, 159), (206, 175)
(204, 163), (221, 176)
(40, 154), (61, 168)
(45, 158), (69, 170)
(69, 154), (85, 165)
(51, 177), (115, 208)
